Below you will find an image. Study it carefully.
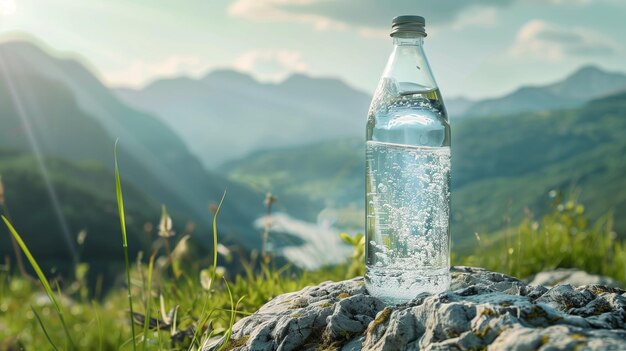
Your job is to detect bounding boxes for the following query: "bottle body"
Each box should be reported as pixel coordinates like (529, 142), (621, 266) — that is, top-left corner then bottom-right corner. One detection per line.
(365, 35), (451, 304)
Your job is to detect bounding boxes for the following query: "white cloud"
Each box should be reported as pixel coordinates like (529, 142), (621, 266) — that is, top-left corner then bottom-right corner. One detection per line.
(228, 0), (347, 31)
(233, 49), (309, 82)
(229, 0), (503, 38)
(104, 55), (212, 87)
(508, 20), (619, 61)
(103, 49), (310, 87)
(357, 27), (389, 39)
(541, 0), (591, 5)
(449, 7), (498, 30)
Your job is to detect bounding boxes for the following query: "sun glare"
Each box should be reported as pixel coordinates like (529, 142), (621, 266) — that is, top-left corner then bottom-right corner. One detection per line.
(0, 0), (16, 16)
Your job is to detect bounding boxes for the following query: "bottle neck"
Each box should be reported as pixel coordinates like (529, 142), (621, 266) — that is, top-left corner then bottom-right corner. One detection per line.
(383, 35), (436, 91)
(392, 36), (424, 46)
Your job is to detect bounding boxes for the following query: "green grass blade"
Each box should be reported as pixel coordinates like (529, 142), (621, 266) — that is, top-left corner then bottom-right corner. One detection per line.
(142, 253), (155, 351)
(115, 140), (137, 351)
(213, 190), (227, 273)
(92, 301), (104, 351)
(205, 189), (227, 293)
(188, 293), (214, 350)
(2, 216), (75, 349)
(31, 305), (60, 351)
(217, 279), (245, 351)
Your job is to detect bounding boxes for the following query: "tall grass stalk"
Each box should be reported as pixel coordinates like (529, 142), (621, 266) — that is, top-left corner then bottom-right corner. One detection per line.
(218, 279), (245, 351)
(31, 306), (60, 351)
(1, 215), (76, 350)
(114, 140), (137, 351)
(142, 253), (155, 351)
(211, 190), (227, 288)
(92, 301), (104, 351)
(188, 296), (214, 350)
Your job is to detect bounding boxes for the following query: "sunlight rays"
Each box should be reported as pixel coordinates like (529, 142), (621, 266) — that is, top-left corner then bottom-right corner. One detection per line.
(0, 0), (16, 16)
(0, 50), (77, 260)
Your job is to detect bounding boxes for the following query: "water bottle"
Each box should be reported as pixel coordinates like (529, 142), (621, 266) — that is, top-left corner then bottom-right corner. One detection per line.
(365, 15), (451, 304)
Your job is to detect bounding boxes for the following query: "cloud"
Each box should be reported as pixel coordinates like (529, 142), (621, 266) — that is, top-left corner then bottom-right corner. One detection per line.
(540, 0), (591, 5)
(104, 55), (211, 87)
(449, 7), (498, 30)
(233, 49), (309, 82)
(228, 0), (512, 33)
(508, 20), (619, 61)
(228, 0), (347, 31)
(103, 49), (309, 87)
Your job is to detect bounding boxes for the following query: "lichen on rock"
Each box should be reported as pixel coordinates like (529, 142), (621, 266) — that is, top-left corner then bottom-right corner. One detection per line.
(204, 267), (626, 351)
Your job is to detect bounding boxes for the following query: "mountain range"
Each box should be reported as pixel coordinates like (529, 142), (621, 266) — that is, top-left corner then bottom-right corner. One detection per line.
(118, 64), (626, 172)
(116, 71), (371, 168)
(454, 65), (626, 118)
(0, 41), (267, 272)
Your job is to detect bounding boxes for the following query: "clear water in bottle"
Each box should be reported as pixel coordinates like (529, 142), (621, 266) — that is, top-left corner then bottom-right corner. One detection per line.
(365, 77), (451, 304)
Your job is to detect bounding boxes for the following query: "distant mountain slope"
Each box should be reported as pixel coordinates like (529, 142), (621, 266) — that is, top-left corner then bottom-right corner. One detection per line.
(464, 65), (626, 117)
(115, 70), (371, 168)
(220, 138), (363, 224)
(0, 149), (156, 279)
(0, 40), (264, 250)
(221, 92), (626, 252)
(443, 96), (475, 118)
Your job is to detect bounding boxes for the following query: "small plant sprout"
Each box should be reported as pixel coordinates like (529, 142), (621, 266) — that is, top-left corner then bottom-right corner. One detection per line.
(159, 205), (177, 277)
(158, 205), (175, 238)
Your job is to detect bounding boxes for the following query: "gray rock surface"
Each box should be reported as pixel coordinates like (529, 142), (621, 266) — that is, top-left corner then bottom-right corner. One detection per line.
(529, 268), (621, 288)
(204, 267), (626, 351)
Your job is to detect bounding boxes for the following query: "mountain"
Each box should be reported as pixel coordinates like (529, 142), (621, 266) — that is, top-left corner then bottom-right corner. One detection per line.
(443, 96), (475, 118)
(0, 40), (265, 254)
(463, 65), (626, 118)
(116, 64), (626, 171)
(219, 138), (363, 226)
(222, 91), (626, 252)
(0, 149), (156, 276)
(115, 70), (371, 168)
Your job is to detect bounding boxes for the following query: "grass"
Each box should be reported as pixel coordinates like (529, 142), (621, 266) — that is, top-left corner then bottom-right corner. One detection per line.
(458, 191), (626, 283)
(1, 195), (625, 349)
(2, 215), (75, 350)
(115, 140), (137, 351)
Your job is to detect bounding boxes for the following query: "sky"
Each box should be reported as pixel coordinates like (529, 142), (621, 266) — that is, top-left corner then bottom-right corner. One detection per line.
(0, 0), (625, 99)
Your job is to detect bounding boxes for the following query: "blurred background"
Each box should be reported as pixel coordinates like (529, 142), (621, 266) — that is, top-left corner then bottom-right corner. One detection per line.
(1, 0), (626, 288)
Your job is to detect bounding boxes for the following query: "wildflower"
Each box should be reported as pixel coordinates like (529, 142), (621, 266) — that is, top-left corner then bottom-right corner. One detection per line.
(531, 222), (539, 231)
(76, 229), (87, 246)
(264, 192), (278, 208)
(158, 205), (175, 238)
(217, 243), (232, 261)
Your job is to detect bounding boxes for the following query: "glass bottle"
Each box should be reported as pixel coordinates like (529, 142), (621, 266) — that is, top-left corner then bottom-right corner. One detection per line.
(365, 15), (451, 304)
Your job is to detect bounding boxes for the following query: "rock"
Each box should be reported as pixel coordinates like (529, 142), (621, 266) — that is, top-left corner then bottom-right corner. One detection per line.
(529, 268), (621, 288)
(204, 267), (626, 351)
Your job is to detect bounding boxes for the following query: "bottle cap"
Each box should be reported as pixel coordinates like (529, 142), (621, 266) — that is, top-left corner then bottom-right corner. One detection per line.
(391, 15), (426, 37)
